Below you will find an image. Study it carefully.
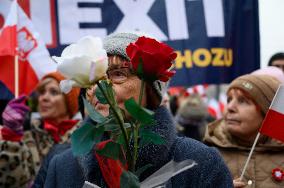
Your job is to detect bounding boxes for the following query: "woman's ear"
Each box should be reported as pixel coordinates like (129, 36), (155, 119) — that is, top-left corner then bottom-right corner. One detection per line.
(146, 83), (161, 110)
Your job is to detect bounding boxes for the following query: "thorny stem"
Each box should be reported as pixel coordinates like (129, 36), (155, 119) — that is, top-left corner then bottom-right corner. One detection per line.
(96, 82), (133, 169)
(132, 80), (145, 171)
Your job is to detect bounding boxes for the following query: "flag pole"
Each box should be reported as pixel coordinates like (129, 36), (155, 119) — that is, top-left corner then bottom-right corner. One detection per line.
(14, 0), (19, 98)
(15, 52), (19, 98)
(240, 86), (282, 180)
(240, 132), (260, 180)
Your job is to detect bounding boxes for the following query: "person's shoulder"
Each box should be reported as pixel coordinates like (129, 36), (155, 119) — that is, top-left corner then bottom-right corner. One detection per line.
(47, 147), (79, 177)
(47, 147), (76, 172)
(173, 137), (232, 188)
(171, 137), (233, 187)
(172, 136), (230, 173)
(45, 148), (85, 187)
(173, 136), (220, 159)
(51, 147), (74, 161)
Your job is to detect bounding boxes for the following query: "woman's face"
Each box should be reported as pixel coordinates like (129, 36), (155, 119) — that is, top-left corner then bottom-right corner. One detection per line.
(224, 89), (263, 143)
(87, 56), (146, 118)
(38, 78), (69, 123)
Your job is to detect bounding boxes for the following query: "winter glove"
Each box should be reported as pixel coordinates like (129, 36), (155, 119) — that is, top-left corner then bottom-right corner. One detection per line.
(2, 95), (30, 136)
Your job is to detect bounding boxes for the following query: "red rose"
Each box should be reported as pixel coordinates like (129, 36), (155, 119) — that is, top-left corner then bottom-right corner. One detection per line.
(126, 36), (177, 82)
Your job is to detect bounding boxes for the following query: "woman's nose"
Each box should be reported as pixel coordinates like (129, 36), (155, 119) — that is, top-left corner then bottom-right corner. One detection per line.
(40, 91), (50, 100)
(226, 99), (237, 113)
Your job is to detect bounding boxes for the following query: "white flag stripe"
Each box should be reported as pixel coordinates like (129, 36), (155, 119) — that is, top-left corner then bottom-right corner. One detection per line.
(196, 85), (205, 95)
(16, 2), (57, 78)
(208, 98), (222, 119)
(2, 1), (16, 27)
(270, 85), (284, 114)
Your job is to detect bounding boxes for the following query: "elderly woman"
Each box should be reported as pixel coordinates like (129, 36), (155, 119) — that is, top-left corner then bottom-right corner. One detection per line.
(44, 32), (233, 188)
(0, 71), (80, 188)
(204, 74), (284, 188)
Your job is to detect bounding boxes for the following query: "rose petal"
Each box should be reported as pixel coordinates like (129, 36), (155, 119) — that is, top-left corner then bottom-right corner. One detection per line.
(89, 58), (108, 82)
(54, 36), (108, 88)
(61, 36), (104, 59)
(126, 36), (176, 82)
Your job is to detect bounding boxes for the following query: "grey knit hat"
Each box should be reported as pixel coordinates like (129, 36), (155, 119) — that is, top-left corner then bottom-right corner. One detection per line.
(175, 94), (208, 125)
(103, 32), (139, 61)
(103, 32), (168, 104)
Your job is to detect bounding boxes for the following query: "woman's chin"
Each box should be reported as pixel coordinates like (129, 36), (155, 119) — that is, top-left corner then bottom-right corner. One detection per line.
(39, 112), (50, 120)
(226, 123), (242, 135)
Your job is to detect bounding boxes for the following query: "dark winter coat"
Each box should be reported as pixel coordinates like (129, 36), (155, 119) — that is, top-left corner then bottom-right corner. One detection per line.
(45, 107), (233, 188)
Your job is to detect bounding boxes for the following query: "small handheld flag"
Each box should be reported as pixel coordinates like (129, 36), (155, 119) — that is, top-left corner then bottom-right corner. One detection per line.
(260, 85), (284, 142)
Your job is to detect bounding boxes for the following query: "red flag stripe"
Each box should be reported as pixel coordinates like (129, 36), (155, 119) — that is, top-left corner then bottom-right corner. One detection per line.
(0, 25), (17, 56)
(0, 56), (38, 95)
(260, 109), (284, 143)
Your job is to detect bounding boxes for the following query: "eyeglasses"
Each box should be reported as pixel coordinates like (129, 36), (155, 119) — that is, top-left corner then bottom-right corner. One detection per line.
(107, 67), (134, 84)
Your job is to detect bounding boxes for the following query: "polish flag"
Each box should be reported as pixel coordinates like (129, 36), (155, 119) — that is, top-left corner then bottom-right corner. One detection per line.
(0, 0), (56, 96)
(260, 85), (284, 142)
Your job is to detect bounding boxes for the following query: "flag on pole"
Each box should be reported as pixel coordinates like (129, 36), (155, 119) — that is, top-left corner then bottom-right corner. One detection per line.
(0, 0), (56, 96)
(0, 1), (17, 56)
(259, 85), (284, 142)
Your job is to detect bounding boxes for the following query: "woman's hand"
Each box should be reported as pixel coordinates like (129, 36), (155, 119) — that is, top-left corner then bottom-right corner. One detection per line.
(233, 178), (246, 188)
(2, 95), (30, 135)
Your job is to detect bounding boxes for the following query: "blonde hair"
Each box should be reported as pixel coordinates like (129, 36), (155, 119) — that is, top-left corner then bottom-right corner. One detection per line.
(36, 77), (58, 94)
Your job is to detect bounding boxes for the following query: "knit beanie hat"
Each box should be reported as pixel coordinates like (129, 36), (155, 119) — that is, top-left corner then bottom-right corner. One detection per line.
(42, 72), (80, 117)
(228, 74), (280, 115)
(175, 94), (208, 125)
(251, 66), (284, 84)
(103, 32), (168, 104)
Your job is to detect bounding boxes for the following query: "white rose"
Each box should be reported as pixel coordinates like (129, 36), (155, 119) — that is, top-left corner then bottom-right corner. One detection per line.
(53, 36), (108, 93)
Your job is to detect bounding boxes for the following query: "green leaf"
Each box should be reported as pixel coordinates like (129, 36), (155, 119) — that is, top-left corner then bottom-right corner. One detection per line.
(103, 123), (119, 132)
(98, 120), (130, 135)
(96, 80), (116, 106)
(124, 98), (155, 125)
(71, 123), (104, 156)
(94, 86), (108, 104)
(139, 129), (166, 146)
(116, 123), (131, 151)
(110, 106), (125, 123)
(96, 141), (121, 160)
(135, 163), (153, 178)
(83, 97), (106, 123)
(117, 133), (126, 148)
(96, 116), (117, 131)
(120, 171), (140, 188)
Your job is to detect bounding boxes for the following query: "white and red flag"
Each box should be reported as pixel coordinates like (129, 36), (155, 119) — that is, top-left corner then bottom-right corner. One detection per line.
(186, 84), (208, 98)
(260, 85), (284, 142)
(0, 0), (56, 96)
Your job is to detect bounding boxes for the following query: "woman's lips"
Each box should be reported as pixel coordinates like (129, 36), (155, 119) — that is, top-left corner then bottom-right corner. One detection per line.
(39, 105), (50, 111)
(225, 119), (241, 125)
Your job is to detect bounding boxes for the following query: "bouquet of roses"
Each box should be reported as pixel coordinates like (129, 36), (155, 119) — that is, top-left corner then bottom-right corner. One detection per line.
(53, 35), (195, 188)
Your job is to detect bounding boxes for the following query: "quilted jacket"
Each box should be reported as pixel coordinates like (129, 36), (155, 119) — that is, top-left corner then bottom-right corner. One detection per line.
(204, 119), (284, 188)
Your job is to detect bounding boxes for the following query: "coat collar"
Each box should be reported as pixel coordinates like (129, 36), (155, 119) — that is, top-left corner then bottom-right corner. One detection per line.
(204, 119), (284, 151)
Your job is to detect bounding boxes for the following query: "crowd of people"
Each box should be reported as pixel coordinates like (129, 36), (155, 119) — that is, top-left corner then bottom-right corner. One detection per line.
(0, 31), (284, 188)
